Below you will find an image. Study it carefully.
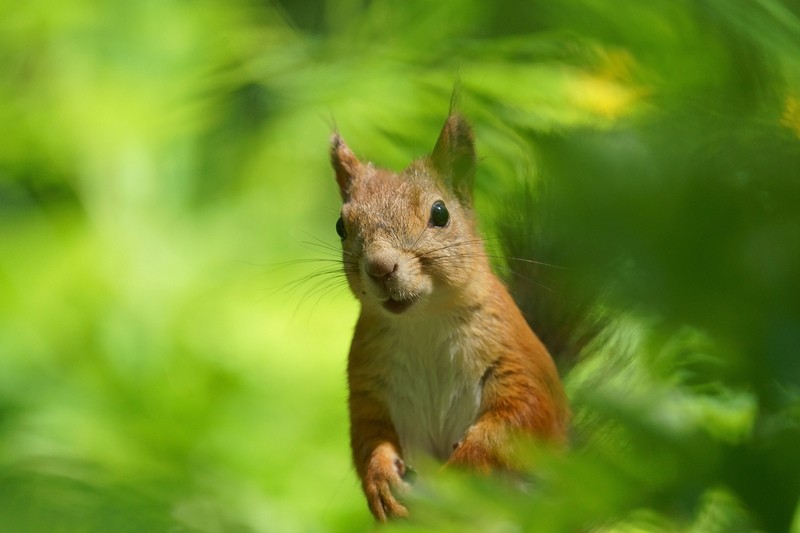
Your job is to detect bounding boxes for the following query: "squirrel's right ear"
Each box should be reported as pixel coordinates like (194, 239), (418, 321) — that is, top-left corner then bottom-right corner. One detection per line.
(330, 133), (361, 201)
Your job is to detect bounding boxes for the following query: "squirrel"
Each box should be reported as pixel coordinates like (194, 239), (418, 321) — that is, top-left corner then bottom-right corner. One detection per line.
(330, 114), (570, 521)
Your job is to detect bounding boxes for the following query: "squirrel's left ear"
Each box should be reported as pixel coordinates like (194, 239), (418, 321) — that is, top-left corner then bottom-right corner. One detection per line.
(330, 133), (361, 201)
(431, 114), (476, 204)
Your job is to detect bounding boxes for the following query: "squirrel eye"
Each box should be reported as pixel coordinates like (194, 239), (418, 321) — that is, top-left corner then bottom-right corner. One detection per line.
(336, 216), (347, 239)
(429, 200), (449, 228)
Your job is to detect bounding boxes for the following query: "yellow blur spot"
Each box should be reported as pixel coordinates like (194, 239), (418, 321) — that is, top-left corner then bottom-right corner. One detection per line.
(567, 49), (643, 120)
(781, 95), (800, 137)
(568, 74), (641, 120)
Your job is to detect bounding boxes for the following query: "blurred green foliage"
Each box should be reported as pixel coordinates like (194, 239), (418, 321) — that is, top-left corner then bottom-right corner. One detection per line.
(1, 0), (799, 531)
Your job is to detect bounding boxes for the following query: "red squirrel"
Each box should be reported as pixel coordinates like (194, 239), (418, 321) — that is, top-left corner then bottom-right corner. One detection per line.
(330, 114), (570, 521)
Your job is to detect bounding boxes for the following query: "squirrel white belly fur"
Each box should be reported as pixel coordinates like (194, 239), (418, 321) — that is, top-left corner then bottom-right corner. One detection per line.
(331, 114), (569, 521)
(371, 312), (483, 463)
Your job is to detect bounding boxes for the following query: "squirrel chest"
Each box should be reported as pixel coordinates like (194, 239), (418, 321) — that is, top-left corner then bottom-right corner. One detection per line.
(377, 316), (484, 463)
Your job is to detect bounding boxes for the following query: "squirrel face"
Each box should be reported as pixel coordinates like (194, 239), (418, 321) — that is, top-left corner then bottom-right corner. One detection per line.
(331, 116), (486, 316)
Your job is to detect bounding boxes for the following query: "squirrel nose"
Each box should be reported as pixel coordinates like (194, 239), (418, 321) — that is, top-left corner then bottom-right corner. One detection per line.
(366, 257), (398, 282)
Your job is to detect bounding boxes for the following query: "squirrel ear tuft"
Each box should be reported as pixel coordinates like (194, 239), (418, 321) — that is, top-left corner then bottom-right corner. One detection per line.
(430, 114), (476, 203)
(331, 133), (361, 200)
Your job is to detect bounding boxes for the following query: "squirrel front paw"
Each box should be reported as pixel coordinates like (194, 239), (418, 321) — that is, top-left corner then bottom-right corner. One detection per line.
(447, 427), (506, 474)
(363, 446), (410, 521)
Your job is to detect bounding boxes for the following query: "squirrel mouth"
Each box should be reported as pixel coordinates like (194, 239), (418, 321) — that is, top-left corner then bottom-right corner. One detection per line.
(383, 296), (415, 314)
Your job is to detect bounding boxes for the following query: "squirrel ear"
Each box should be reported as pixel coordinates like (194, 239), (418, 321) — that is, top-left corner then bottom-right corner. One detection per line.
(331, 133), (361, 200)
(431, 114), (476, 203)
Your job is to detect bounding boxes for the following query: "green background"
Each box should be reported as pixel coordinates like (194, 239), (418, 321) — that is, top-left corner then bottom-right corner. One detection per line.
(1, 1), (799, 531)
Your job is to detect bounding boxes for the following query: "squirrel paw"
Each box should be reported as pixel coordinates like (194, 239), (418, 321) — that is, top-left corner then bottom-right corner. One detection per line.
(364, 448), (410, 521)
(447, 433), (500, 475)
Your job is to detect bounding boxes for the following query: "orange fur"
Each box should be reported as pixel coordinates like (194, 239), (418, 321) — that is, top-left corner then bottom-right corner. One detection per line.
(331, 115), (569, 521)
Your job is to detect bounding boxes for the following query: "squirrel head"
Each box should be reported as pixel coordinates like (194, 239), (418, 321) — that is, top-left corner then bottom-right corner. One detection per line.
(330, 115), (488, 317)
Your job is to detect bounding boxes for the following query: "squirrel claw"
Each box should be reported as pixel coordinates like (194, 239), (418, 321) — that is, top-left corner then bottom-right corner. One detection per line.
(366, 478), (409, 522)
